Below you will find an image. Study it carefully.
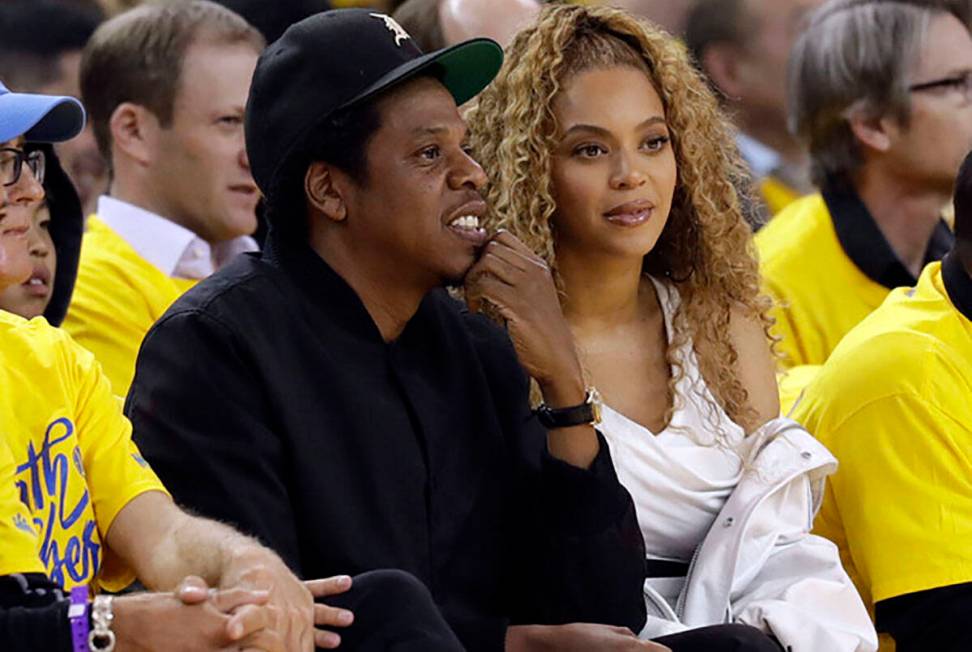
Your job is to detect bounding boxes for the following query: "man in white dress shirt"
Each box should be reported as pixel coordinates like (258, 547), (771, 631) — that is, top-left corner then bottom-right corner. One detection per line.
(62, 0), (265, 395)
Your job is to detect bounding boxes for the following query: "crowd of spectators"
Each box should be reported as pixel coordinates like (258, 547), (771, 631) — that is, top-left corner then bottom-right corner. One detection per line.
(1, 1), (970, 651)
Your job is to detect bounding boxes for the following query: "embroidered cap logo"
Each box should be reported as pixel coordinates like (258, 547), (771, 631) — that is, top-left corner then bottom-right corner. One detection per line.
(370, 13), (411, 47)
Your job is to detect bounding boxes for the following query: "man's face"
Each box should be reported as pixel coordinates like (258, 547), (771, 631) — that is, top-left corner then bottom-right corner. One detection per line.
(336, 77), (488, 288)
(150, 39), (260, 243)
(886, 13), (972, 195)
(35, 50), (107, 216)
(734, 0), (823, 126)
(0, 138), (44, 291)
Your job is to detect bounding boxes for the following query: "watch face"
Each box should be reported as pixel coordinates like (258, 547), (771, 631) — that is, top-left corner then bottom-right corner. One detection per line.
(589, 387), (603, 425)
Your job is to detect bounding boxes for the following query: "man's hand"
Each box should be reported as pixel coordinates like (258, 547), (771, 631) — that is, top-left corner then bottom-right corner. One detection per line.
(465, 231), (599, 468)
(506, 623), (672, 652)
(464, 230), (584, 397)
(219, 545), (316, 652)
(306, 575), (355, 649)
(113, 587), (282, 652)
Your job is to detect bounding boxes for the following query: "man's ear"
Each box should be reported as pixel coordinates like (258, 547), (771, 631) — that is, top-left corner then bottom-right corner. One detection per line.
(109, 102), (159, 167)
(305, 161), (348, 223)
(847, 104), (895, 154)
(701, 43), (745, 101)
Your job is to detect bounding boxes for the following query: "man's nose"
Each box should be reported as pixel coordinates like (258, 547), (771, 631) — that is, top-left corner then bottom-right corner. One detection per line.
(450, 150), (488, 191)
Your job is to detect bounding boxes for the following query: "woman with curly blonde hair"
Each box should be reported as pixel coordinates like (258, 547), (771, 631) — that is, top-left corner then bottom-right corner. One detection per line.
(466, 4), (876, 651)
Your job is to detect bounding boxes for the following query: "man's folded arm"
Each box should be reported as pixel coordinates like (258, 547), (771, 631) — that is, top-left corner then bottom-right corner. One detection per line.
(126, 308), (303, 573)
(471, 318), (646, 633)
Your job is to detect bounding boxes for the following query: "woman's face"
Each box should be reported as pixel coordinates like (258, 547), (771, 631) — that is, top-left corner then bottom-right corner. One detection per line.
(0, 137), (44, 291)
(0, 202), (55, 319)
(549, 65), (677, 264)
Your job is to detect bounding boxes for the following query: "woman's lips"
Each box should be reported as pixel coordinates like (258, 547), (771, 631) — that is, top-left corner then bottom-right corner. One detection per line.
(604, 208), (652, 226)
(604, 200), (654, 226)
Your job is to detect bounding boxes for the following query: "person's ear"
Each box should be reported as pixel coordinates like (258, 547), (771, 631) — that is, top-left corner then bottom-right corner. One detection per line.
(701, 43), (746, 100)
(847, 104), (895, 154)
(109, 102), (160, 167)
(305, 161), (348, 223)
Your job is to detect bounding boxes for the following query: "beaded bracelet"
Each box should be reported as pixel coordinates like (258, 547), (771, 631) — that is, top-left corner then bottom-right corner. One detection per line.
(68, 586), (89, 652)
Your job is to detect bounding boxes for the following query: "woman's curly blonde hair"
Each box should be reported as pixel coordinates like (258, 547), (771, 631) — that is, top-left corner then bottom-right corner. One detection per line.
(465, 3), (773, 432)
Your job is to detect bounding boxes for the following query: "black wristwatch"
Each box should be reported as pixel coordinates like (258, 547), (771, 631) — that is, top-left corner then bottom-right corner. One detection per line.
(536, 387), (602, 429)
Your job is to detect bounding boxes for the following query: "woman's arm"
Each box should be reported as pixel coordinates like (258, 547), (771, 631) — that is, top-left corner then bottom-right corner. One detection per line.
(726, 306), (781, 428)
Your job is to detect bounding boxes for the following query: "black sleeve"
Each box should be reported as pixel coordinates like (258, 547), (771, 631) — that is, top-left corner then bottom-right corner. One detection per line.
(0, 574), (71, 652)
(468, 314), (646, 633)
(125, 309), (303, 573)
(875, 582), (972, 652)
(513, 428), (647, 632)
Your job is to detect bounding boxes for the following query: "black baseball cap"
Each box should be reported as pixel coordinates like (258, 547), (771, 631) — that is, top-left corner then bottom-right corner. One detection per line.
(245, 8), (503, 201)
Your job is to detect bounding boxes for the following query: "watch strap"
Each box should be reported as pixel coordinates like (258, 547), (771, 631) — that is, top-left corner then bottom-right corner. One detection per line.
(69, 585), (89, 652)
(536, 388), (601, 429)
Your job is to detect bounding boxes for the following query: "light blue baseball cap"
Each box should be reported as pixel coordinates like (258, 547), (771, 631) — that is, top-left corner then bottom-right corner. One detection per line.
(0, 80), (85, 144)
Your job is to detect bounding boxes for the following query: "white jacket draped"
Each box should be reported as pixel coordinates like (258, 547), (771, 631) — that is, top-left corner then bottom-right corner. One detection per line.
(637, 418), (878, 652)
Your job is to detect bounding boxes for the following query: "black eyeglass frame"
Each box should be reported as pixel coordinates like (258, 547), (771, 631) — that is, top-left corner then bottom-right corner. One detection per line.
(0, 147), (45, 187)
(908, 71), (972, 97)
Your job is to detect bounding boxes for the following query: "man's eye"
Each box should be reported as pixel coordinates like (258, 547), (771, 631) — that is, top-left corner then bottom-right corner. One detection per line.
(218, 116), (243, 126)
(420, 145), (441, 161)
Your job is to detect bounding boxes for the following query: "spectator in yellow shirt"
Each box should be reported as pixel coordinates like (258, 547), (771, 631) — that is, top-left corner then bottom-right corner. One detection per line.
(793, 147), (972, 651)
(757, 0), (972, 372)
(63, 1), (265, 394)
(0, 81), (346, 652)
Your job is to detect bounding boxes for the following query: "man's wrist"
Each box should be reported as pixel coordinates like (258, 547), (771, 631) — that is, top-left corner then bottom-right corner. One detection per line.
(536, 359), (586, 409)
(221, 540), (280, 590)
(110, 594), (149, 652)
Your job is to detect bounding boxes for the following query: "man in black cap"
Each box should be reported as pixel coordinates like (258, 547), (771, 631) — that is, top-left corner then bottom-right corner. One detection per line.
(127, 8), (647, 651)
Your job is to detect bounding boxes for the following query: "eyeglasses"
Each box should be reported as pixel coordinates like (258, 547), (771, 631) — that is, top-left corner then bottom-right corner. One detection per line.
(0, 147), (45, 187)
(909, 71), (972, 101)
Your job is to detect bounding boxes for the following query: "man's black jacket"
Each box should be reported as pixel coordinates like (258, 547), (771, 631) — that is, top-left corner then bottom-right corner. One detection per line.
(127, 234), (647, 650)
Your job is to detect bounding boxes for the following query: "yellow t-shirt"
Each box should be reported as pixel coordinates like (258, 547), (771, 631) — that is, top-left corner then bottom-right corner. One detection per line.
(0, 310), (168, 590)
(63, 215), (196, 396)
(776, 364), (821, 416)
(792, 261), (972, 650)
(757, 193), (890, 369)
(759, 175), (801, 217)
(0, 437), (45, 577)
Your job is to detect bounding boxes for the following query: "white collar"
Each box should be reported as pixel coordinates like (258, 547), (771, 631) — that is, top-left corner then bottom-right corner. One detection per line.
(96, 195), (258, 279)
(735, 132), (782, 179)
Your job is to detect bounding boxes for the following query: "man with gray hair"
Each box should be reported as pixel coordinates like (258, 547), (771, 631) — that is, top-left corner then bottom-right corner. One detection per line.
(757, 0), (972, 376)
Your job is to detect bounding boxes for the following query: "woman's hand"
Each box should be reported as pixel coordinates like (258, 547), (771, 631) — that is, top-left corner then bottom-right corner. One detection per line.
(464, 230), (585, 403)
(506, 623), (672, 652)
(113, 586), (281, 652)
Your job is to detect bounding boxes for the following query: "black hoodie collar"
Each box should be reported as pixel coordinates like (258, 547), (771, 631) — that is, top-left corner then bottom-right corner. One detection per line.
(25, 143), (82, 327)
(943, 251), (972, 322)
(821, 179), (954, 290)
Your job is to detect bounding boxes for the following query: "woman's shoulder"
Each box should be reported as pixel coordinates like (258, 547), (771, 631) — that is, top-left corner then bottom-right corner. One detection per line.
(726, 305), (781, 426)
